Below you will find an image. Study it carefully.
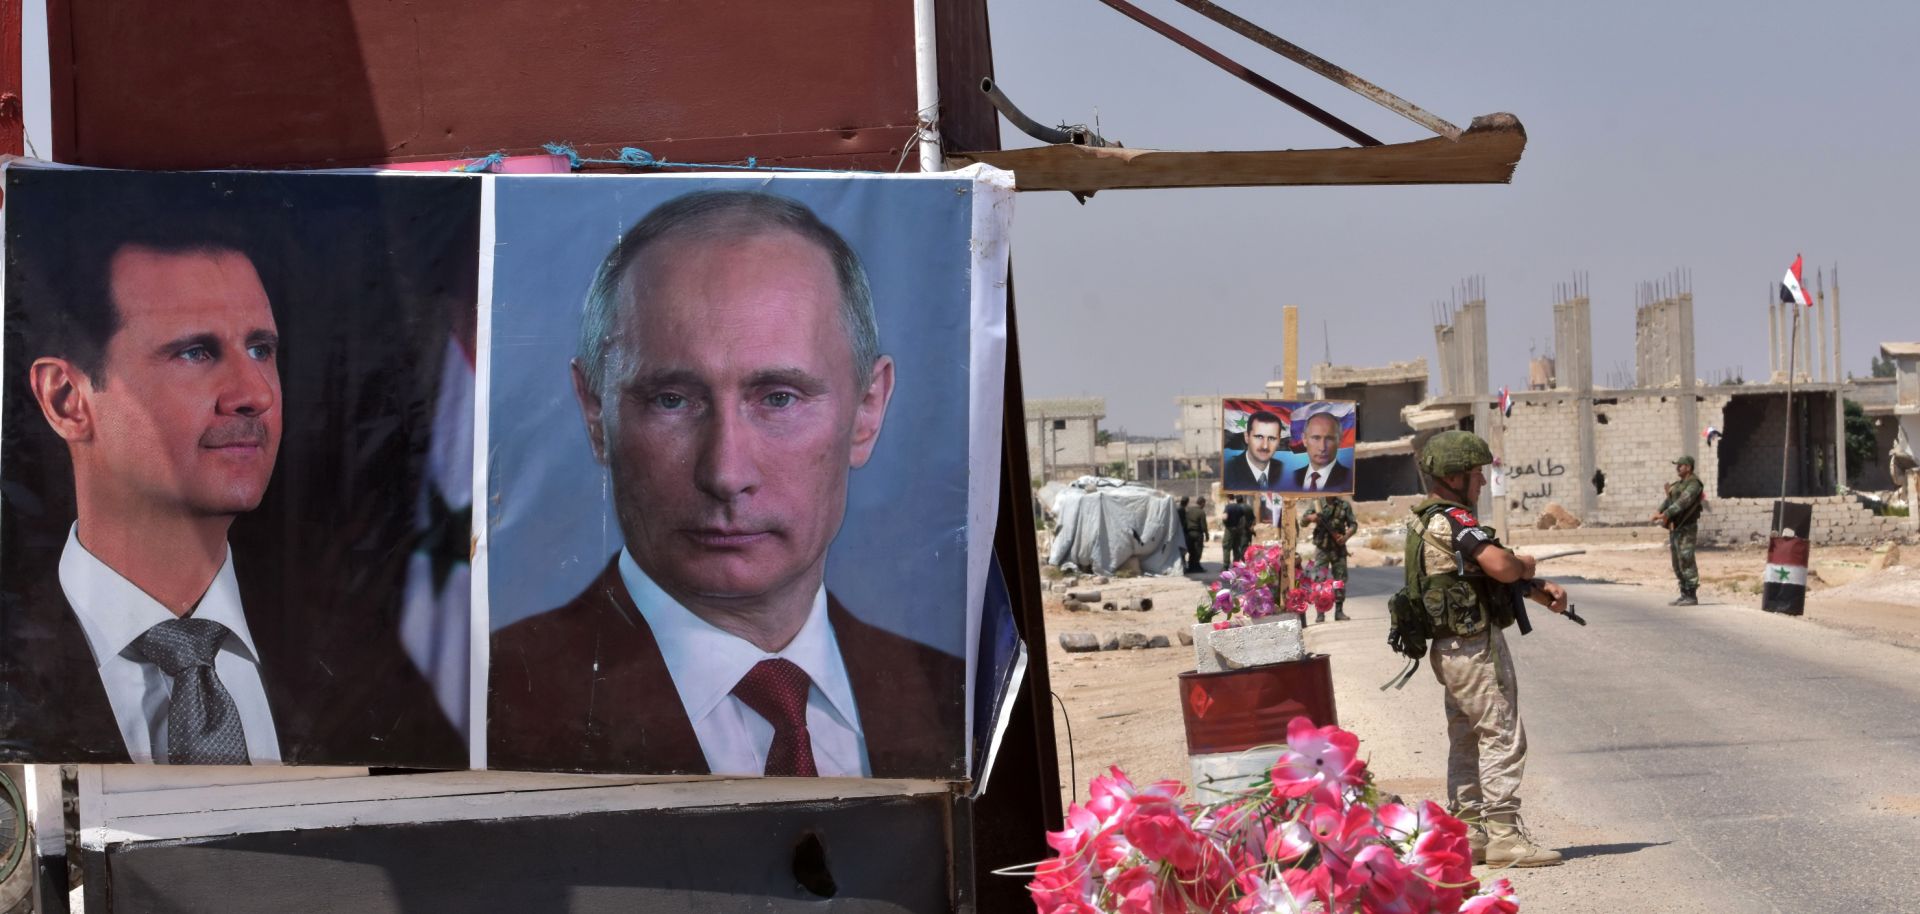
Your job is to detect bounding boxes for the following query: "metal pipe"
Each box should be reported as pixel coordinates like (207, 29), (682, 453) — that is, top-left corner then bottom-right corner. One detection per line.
(913, 0), (943, 172)
(1168, 0), (1460, 138)
(1089, 0), (1382, 147)
(980, 78), (1083, 146)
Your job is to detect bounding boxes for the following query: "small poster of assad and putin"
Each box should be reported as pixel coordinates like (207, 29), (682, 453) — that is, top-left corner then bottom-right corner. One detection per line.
(1220, 399), (1359, 496)
(0, 162), (1012, 781)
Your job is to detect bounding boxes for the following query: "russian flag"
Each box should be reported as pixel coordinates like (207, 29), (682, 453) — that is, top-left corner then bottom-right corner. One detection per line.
(1780, 254), (1811, 307)
(1761, 535), (1808, 615)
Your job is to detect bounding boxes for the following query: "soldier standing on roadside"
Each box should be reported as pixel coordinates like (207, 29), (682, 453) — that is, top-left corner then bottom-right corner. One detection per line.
(1223, 496), (1252, 566)
(1406, 431), (1571, 868)
(1183, 496), (1210, 573)
(1300, 495), (1357, 622)
(1651, 455), (1705, 606)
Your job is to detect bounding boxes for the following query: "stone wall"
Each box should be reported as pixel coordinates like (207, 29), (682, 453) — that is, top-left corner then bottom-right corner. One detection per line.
(1495, 391), (1730, 527)
(1698, 496), (1911, 545)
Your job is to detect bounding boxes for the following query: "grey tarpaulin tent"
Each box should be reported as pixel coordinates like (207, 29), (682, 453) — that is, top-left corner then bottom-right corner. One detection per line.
(1045, 477), (1187, 576)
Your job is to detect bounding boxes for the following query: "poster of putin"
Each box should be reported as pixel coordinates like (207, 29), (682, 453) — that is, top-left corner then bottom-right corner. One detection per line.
(1220, 399), (1358, 496)
(481, 167), (1014, 781)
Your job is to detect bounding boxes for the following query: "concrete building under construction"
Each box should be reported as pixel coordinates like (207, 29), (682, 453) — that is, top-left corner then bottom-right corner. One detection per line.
(1407, 272), (1905, 544)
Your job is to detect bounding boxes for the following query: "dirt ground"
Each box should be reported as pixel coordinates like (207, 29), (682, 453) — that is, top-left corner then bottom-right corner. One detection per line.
(1040, 532), (1920, 804)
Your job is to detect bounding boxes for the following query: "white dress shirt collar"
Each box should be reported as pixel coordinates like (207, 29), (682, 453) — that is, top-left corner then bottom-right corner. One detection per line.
(60, 524), (263, 669)
(57, 523), (280, 764)
(1243, 453), (1271, 486)
(617, 550), (867, 776)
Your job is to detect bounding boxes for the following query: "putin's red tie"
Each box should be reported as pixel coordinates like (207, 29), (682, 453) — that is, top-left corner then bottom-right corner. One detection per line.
(732, 658), (819, 777)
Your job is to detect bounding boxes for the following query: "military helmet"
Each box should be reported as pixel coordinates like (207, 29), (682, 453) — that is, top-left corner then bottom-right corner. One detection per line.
(1420, 430), (1494, 478)
(1673, 455), (1696, 467)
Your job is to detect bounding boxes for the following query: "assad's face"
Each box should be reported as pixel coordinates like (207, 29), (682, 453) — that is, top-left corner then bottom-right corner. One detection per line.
(1246, 419), (1282, 466)
(83, 247), (282, 518)
(578, 231), (892, 608)
(1303, 415), (1341, 468)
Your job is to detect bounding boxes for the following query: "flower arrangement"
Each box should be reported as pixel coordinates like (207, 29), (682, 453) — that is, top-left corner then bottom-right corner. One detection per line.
(1196, 545), (1288, 624)
(1294, 559), (1346, 615)
(1022, 717), (1519, 914)
(1198, 548), (1345, 626)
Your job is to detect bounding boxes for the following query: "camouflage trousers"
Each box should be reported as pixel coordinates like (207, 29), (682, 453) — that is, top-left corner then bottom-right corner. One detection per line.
(1669, 523), (1699, 594)
(1224, 529), (1250, 566)
(1314, 548), (1349, 611)
(1429, 627), (1526, 821)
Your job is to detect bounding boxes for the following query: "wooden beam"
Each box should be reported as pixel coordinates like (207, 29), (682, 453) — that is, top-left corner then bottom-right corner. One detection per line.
(949, 113), (1524, 194)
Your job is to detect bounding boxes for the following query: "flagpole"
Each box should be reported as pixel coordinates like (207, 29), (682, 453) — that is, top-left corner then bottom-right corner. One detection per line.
(1777, 299), (1799, 520)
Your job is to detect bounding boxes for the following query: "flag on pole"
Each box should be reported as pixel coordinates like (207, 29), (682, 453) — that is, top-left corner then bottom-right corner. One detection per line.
(1498, 387), (1512, 418)
(1780, 254), (1811, 307)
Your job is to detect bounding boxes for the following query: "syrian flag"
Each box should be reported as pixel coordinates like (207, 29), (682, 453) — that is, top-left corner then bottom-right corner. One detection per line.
(1703, 425), (1722, 447)
(1761, 535), (1809, 615)
(1498, 387), (1513, 418)
(1780, 254), (1811, 307)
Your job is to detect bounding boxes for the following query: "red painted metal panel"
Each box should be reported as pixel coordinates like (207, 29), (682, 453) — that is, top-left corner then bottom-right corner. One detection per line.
(0, 0), (19, 157)
(1178, 655), (1338, 755)
(49, 0), (919, 170)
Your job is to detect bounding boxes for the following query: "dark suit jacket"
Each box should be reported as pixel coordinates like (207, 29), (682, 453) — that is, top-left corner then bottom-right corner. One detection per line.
(1221, 454), (1283, 493)
(489, 557), (966, 779)
(1287, 461), (1352, 493)
(0, 566), (464, 768)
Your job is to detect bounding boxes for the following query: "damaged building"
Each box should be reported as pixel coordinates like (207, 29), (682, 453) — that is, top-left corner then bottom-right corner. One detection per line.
(1406, 275), (1908, 544)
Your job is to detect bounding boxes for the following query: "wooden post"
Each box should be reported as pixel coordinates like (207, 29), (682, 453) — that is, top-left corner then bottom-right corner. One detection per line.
(1282, 305), (1299, 600)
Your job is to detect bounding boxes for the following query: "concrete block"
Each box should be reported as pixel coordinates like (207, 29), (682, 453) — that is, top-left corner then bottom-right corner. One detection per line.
(1147, 635), (1172, 649)
(1101, 634), (1121, 651)
(1067, 590), (1103, 603)
(1193, 617), (1306, 673)
(1192, 747), (1285, 803)
(1119, 631), (1150, 650)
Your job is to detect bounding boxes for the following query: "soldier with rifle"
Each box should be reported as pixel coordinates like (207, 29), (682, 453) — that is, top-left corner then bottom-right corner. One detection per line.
(1299, 495), (1355, 622)
(1385, 431), (1573, 868)
(1650, 455), (1705, 606)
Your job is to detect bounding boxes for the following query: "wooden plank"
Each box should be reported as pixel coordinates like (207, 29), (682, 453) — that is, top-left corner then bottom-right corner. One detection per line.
(949, 113), (1525, 193)
(83, 768), (950, 844)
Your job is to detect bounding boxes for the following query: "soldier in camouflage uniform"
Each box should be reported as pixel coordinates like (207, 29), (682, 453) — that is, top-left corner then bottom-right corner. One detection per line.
(1300, 495), (1356, 622)
(1182, 496), (1210, 573)
(1403, 431), (1571, 868)
(1651, 455), (1705, 605)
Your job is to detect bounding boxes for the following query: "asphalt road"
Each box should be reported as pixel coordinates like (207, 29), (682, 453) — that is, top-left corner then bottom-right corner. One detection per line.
(1311, 567), (1920, 914)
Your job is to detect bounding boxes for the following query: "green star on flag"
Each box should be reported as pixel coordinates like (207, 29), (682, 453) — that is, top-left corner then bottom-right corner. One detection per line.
(1773, 567), (1791, 582)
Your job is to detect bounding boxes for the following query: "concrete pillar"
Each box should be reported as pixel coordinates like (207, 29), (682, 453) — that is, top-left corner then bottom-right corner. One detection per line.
(1768, 290), (1780, 380)
(1572, 295), (1598, 521)
(1832, 267), (1843, 383)
(1816, 275), (1830, 382)
(1676, 291), (1699, 470)
(1834, 392), (1847, 491)
(1434, 324), (1455, 397)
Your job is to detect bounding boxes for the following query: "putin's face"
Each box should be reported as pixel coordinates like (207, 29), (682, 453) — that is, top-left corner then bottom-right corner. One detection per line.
(44, 246), (282, 523)
(1246, 418), (1282, 468)
(1303, 414), (1341, 469)
(576, 230), (893, 611)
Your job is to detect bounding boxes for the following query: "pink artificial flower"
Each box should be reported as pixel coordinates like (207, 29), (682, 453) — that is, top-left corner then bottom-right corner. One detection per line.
(1104, 864), (1161, 914)
(1027, 856), (1096, 914)
(1301, 801), (1377, 871)
(1213, 619), (1233, 631)
(1460, 878), (1520, 914)
(1232, 877), (1310, 914)
(1262, 819), (1314, 863)
(1123, 792), (1205, 874)
(1347, 843), (1417, 907)
(1269, 717), (1368, 803)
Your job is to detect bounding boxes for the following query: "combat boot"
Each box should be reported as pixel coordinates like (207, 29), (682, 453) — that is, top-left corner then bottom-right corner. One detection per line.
(1671, 591), (1697, 606)
(1466, 822), (1488, 865)
(1315, 611), (1326, 623)
(1482, 814), (1563, 868)
(1333, 608), (1350, 621)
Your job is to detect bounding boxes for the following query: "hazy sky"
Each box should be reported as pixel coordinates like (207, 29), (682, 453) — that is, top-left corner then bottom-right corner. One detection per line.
(987, 1), (1920, 435)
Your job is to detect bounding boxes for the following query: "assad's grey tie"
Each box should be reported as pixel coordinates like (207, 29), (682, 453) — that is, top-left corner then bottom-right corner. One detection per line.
(131, 618), (251, 765)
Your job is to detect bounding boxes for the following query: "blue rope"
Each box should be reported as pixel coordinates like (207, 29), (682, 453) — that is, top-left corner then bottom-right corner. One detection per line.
(541, 143), (869, 174)
(454, 152), (506, 173)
